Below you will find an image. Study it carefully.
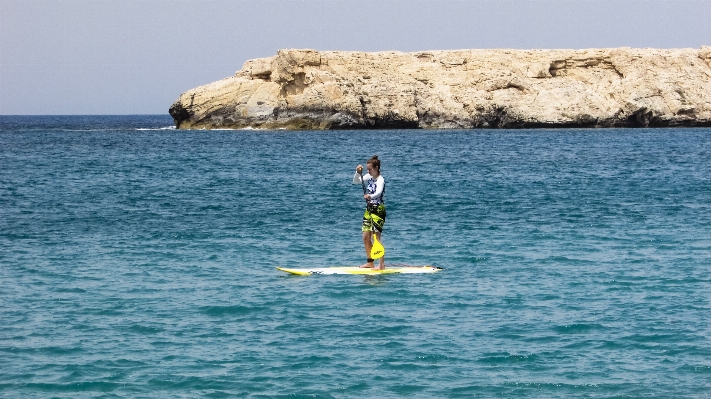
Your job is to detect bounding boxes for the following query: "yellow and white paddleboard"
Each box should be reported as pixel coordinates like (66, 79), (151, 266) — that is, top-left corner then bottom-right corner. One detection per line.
(276, 266), (442, 276)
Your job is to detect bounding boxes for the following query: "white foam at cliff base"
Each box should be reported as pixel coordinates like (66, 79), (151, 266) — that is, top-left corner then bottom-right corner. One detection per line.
(136, 126), (176, 131)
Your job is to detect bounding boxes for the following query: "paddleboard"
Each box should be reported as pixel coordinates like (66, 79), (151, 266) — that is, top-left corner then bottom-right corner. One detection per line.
(276, 266), (442, 276)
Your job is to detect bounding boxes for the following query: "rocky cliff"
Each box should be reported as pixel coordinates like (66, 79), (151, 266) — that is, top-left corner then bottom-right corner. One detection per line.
(169, 47), (711, 129)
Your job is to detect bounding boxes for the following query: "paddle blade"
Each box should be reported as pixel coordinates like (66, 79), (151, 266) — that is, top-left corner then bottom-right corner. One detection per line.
(371, 234), (385, 259)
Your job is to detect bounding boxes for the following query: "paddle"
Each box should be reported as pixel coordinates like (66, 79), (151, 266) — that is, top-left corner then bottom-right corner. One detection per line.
(371, 236), (385, 259)
(359, 167), (385, 260)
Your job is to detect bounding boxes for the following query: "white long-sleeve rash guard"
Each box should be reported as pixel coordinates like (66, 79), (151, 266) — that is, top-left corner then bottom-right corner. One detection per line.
(353, 172), (385, 205)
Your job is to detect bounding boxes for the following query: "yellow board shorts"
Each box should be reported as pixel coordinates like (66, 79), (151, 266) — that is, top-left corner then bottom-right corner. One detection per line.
(362, 203), (386, 233)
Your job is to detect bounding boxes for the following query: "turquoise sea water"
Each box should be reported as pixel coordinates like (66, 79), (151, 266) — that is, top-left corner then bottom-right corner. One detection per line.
(1, 115), (710, 398)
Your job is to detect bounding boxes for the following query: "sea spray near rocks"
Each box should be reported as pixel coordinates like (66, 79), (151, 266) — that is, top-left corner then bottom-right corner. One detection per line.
(170, 47), (711, 129)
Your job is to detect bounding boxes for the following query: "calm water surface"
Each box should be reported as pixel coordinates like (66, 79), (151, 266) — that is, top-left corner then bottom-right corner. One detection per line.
(1, 116), (709, 398)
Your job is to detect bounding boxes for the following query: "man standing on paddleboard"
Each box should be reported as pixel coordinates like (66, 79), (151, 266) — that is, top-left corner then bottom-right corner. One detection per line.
(354, 155), (386, 270)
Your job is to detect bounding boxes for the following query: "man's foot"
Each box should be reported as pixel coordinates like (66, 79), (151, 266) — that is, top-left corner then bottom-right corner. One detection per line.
(373, 264), (385, 271)
(359, 262), (375, 268)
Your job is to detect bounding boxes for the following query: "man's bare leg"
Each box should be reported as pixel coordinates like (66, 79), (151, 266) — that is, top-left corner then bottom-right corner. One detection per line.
(359, 231), (375, 268)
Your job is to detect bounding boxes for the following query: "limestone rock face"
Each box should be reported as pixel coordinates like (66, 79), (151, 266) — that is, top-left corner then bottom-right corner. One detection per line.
(169, 47), (711, 129)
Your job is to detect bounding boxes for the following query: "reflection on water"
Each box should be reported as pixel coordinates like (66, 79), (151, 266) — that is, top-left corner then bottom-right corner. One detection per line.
(362, 274), (390, 286)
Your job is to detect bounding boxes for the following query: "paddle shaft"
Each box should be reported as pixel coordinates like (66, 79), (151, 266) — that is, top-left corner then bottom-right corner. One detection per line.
(359, 168), (373, 229)
(359, 168), (367, 196)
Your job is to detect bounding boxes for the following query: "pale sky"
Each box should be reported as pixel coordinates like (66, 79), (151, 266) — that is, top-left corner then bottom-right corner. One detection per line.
(1, 0), (709, 115)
